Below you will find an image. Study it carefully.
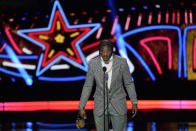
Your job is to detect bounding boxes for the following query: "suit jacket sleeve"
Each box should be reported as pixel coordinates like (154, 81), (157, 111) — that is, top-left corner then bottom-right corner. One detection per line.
(78, 60), (94, 109)
(122, 58), (138, 104)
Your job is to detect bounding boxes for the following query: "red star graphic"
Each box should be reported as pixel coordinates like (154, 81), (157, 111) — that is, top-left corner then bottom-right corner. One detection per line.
(27, 10), (91, 67)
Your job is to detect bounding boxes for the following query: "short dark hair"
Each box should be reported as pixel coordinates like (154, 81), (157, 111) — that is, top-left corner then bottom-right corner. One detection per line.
(99, 39), (113, 51)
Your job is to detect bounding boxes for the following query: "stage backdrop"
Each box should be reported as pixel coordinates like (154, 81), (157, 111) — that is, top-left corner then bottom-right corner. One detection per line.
(0, 0), (196, 111)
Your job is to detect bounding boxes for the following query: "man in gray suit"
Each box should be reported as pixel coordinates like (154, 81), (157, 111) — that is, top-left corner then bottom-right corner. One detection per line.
(78, 39), (138, 131)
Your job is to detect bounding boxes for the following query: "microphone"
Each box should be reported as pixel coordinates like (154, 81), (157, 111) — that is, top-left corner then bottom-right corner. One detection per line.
(103, 67), (108, 81)
(103, 67), (107, 72)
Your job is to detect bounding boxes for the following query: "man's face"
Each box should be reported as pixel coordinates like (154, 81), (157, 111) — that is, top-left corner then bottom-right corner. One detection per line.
(99, 46), (113, 62)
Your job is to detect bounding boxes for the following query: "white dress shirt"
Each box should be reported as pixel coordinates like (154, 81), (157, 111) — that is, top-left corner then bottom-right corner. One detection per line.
(101, 55), (113, 89)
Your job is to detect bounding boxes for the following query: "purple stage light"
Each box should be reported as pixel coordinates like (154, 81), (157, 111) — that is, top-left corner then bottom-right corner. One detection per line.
(21, 17), (26, 21)
(131, 7), (136, 11)
(143, 5), (148, 9)
(119, 8), (124, 12)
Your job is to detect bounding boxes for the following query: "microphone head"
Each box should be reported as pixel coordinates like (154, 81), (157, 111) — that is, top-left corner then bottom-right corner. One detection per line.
(103, 67), (107, 72)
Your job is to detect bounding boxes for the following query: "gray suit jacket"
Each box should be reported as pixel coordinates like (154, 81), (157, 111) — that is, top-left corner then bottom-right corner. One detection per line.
(79, 54), (137, 116)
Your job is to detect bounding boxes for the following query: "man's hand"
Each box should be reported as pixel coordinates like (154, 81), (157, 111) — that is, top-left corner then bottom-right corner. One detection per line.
(76, 108), (86, 129)
(79, 108), (87, 119)
(131, 104), (138, 118)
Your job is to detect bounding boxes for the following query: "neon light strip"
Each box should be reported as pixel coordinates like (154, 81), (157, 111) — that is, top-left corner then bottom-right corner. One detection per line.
(125, 43), (156, 80)
(0, 43), (6, 53)
(111, 16), (118, 35)
(137, 13), (142, 27)
(181, 100), (196, 109)
(119, 50), (135, 73)
(22, 47), (32, 54)
(194, 38), (196, 69)
(185, 10), (188, 25)
(39, 35), (49, 40)
(36, 122), (79, 128)
(86, 51), (99, 62)
(4, 45), (33, 86)
(140, 37), (172, 72)
(166, 11), (169, 24)
(148, 12), (152, 25)
(157, 12), (161, 24)
(1, 100), (196, 111)
(177, 10), (180, 25)
(0, 103), (3, 111)
(122, 25), (182, 78)
(0, 67), (30, 78)
(116, 35), (129, 64)
(189, 10), (193, 24)
(38, 76), (85, 82)
(56, 20), (61, 30)
(0, 55), (38, 59)
(70, 32), (79, 38)
(172, 10), (175, 24)
(2, 61), (36, 70)
(50, 64), (70, 70)
(124, 15), (131, 31)
(48, 49), (55, 58)
(140, 41), (162, 74)
(82, 41), (100, 51)
(183, 26), (196, 78)
(96, 27), (103, 39)
(5, 26), (23, 54)
(3, 62), (70, 71)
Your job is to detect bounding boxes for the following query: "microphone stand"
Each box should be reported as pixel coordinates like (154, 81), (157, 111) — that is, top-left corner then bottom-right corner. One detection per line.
(103, 68), (106, 131)
(103, 67), (109, 131)
(106, 75), (109, 131)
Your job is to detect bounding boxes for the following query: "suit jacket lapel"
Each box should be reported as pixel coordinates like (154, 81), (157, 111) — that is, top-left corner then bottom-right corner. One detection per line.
(110, 54), (119, 90)
(97, 56), (102, 71)
(97, 56), (104, 86)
